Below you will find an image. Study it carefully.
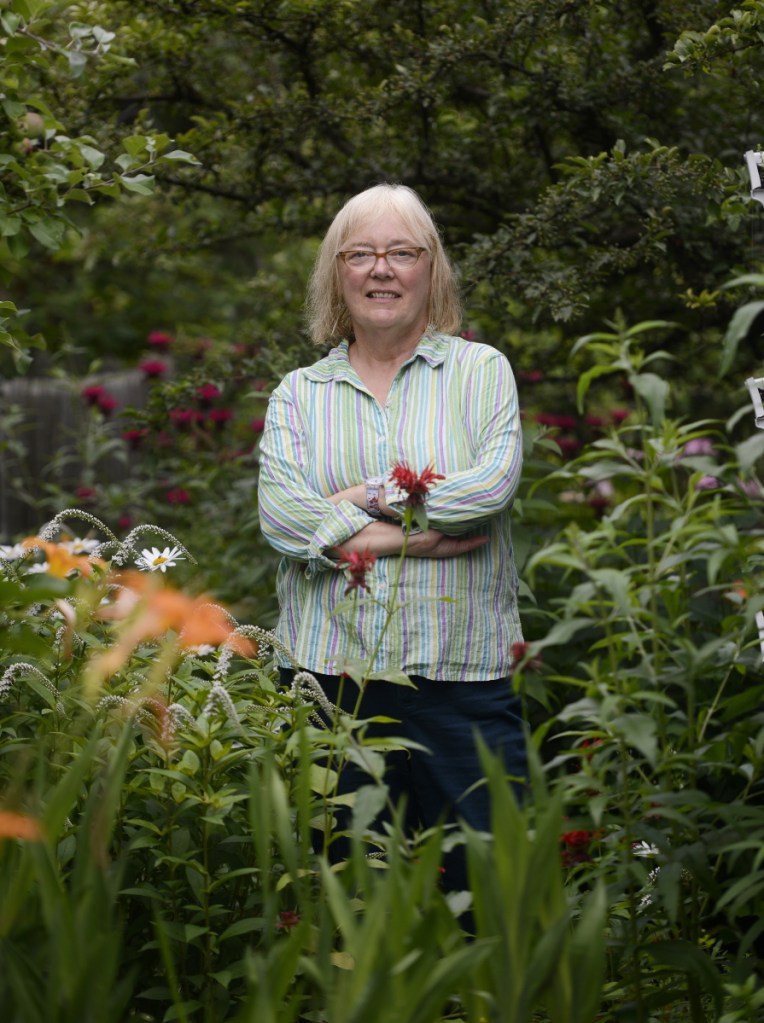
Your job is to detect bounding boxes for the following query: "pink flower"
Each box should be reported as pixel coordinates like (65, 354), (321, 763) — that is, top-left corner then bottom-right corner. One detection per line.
(97, 394), (118, 416)
(82, 384), (106, 406)
(170, 409), (202, 430)
(519, 370), (545, 383)
(276, 910), (301, 933)
(390, 462), (445, 507)
(165, 488), (191, 505)
(117, 514), (132, 530)
(695, 475), (720, 491)
(682, 437), (716, 457)
(737, 478), (762, 499)
(146, 331), (174, 350)
(250, 417), (266, 433)
(336, 548), (376, 595)
(610, 407), (630, 424)
(196, 384), (221, 405)
(460, 330), (477, 341)
(556, 436), (582, 455)
(75, 486), (96, 502)
(208, 408), (234, 429)
(139, 359), (168, 378)
(536, 413), (578, 429)
(122, 428), (148, 450)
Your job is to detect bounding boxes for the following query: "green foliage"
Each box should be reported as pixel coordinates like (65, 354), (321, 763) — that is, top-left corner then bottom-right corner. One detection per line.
(514, 318), (764, 1020)
(0, 525), (608, 1022)
(0, 0), (199, 372)
(2, 0), (763, 389)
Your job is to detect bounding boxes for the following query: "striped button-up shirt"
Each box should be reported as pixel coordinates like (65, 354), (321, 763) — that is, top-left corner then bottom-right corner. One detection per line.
(258, 332), (523, 681)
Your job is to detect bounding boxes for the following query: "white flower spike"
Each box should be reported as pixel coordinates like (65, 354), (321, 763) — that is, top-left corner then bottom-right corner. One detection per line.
(136, 546), (186, 573)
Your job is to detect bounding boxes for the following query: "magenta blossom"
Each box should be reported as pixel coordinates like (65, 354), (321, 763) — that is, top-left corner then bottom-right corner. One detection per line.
(82, 384), (106, 406)
(165, 488), (191, 505)
(682, 437), (716, 457)
(208, 408), (234, 429)
(197, 384), (222, 405)
(696, 475), (720, 491)
(139, 359), (168, 378)
(97, 394), (118, 416)
(147, 331), (174, 349)
(170, 409), (203, 430)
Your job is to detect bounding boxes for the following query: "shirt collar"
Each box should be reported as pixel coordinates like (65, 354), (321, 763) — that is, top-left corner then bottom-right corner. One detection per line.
(302, 332), (450, 383)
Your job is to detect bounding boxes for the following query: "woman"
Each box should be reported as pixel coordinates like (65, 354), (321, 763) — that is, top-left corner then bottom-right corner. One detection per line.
(258, 183), (526, 889)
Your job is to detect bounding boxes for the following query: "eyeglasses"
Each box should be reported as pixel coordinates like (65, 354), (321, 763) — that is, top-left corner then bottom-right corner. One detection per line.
(337, 247), (428, 270)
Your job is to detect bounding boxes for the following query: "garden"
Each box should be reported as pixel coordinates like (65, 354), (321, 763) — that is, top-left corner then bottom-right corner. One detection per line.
(1, 2), (764, 1021)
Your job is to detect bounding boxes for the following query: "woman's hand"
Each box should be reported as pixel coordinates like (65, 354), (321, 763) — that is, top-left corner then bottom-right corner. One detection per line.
(332, 522), (487, 560)
(404, 529), (489, 558)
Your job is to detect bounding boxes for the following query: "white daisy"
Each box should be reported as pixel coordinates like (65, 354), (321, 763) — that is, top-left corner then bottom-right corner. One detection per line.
(0, 543), (27, 561)
(62, 537), (100, 555)
(24, 562), (50, 574)
(135, 546), (185, 573)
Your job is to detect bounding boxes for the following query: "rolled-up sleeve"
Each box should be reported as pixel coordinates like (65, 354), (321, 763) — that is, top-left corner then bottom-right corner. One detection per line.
(258, 381), (373, 575)
(385, 350), (522, 534)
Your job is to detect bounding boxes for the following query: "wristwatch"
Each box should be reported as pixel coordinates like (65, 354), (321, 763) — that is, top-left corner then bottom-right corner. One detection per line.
(365, 476), (385, 517)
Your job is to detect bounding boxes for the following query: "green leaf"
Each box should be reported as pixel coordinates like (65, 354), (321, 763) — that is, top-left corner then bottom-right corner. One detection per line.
(631, 371), (669, 426)
(720, 300), (764, 377)
(161, 149), (201, 165)
(27, 218), (65, 249)
(117, 173), (155, 195)
(576, 364), (618, 412)
(735, 432), (764, 473)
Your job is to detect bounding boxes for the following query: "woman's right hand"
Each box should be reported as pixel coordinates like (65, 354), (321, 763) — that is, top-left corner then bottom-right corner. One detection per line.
(405, 529), (489, 558)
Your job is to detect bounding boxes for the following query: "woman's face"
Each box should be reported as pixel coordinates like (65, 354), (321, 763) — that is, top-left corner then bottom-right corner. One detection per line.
(338, 212), (431, 342)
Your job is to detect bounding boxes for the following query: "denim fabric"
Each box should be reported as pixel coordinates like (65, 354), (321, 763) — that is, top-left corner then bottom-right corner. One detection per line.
(280, 667), (528, 894)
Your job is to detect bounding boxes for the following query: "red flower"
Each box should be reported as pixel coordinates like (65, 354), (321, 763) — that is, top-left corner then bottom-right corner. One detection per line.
(75, 486), (96, 502)
(250, 417), (266, 433)
(117, 514), (132, 530)
(208, 408), (234, 429)
(97, 394), (118, 416)
(510, 641), (543, 671)
(276, 910), (301, 933)
(82, 384), (106, 406)
(170, 409), (202, 430)
(389, 462), (445, 507)
(536, 413), (578, 429)
(336, 548), (376, 594)
(610, 407), (630, 424)
(519, 370), (545, 383)
(147, 331), (174, 349)
(165, 488), (191, 505)
(196, 383), (221, 405)
(122, 428), (148, 450)
(561, 829), (597, 868)
(460, 329), (477, 341)
(139, 359), (168, 378)
(556, 436), (581, 455)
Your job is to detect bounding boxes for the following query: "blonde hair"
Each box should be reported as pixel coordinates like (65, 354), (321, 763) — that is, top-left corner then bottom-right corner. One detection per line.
(306, 183), (462, 345)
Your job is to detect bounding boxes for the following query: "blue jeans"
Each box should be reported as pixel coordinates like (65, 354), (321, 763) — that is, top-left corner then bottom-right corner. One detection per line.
(280, 667), (528, 893)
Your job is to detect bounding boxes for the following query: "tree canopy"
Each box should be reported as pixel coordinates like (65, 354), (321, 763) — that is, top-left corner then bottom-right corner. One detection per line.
(2, 0), (764, 397)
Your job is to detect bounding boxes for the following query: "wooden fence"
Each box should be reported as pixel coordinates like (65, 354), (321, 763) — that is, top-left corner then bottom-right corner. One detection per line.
(0, 370), (148, 540)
